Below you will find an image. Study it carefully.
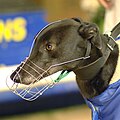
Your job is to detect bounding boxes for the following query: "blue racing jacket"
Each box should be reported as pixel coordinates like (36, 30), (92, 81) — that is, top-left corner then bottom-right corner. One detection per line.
(86, 79), (120, 120)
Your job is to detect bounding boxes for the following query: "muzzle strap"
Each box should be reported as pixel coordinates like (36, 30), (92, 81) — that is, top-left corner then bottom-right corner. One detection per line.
(111, 22), (120, 39)
(74, 33), (116, 81)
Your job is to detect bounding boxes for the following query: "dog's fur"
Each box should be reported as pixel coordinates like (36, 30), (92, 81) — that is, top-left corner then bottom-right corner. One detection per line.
(10, 18), (119, 99)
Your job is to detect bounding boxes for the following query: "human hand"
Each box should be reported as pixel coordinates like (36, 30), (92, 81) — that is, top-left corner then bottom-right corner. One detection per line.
(98, 0), (114, 9)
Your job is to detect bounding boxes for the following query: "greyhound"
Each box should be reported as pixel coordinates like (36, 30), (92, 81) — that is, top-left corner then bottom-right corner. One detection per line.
(9, 18), (120, 120)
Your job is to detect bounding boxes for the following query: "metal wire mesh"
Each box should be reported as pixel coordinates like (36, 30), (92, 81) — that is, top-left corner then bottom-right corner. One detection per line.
(6, 56), (90, 101)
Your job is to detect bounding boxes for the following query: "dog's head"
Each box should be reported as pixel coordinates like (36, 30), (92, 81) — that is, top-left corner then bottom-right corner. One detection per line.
(10, 18), (102, 85)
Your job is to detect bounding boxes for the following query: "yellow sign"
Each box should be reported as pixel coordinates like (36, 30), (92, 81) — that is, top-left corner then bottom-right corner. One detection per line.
(0, 17), (27, 43)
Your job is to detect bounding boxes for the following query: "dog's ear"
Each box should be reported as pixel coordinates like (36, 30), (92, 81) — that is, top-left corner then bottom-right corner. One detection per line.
(78, 23), (102, 50)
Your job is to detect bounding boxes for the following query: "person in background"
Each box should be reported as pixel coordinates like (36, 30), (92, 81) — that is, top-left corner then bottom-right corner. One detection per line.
(98, 0), (120, 32)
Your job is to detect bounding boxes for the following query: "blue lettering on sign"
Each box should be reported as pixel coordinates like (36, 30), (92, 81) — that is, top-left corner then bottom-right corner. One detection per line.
(0, 11), (47, 65)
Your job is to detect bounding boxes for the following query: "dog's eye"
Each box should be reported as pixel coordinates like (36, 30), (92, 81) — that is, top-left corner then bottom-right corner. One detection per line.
(46, 44), (53, 51)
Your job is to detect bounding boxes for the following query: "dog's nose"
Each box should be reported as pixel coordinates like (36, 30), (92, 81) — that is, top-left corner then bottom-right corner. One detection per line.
(10, 71), (20, 83)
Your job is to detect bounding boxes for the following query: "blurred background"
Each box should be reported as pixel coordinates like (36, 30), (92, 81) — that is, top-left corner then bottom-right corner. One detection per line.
(0, 0), (105, 120)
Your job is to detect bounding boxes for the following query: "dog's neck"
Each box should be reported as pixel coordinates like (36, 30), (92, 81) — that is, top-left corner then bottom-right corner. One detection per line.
(110, 40), (120, 84)
(75, 37), (119, 99)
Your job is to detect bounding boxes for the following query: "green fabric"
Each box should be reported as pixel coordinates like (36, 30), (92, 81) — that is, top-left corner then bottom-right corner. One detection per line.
(54, 71), (70, 83)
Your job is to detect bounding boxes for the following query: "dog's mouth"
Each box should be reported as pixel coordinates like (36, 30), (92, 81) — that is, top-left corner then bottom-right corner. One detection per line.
(10, 58), (50, 85)
(6, 58), (57, 101)
(6, 65), (62, 101)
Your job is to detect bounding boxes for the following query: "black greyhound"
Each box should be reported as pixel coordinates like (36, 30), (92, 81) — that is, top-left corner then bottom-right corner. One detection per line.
(10, 18), (120, 120)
